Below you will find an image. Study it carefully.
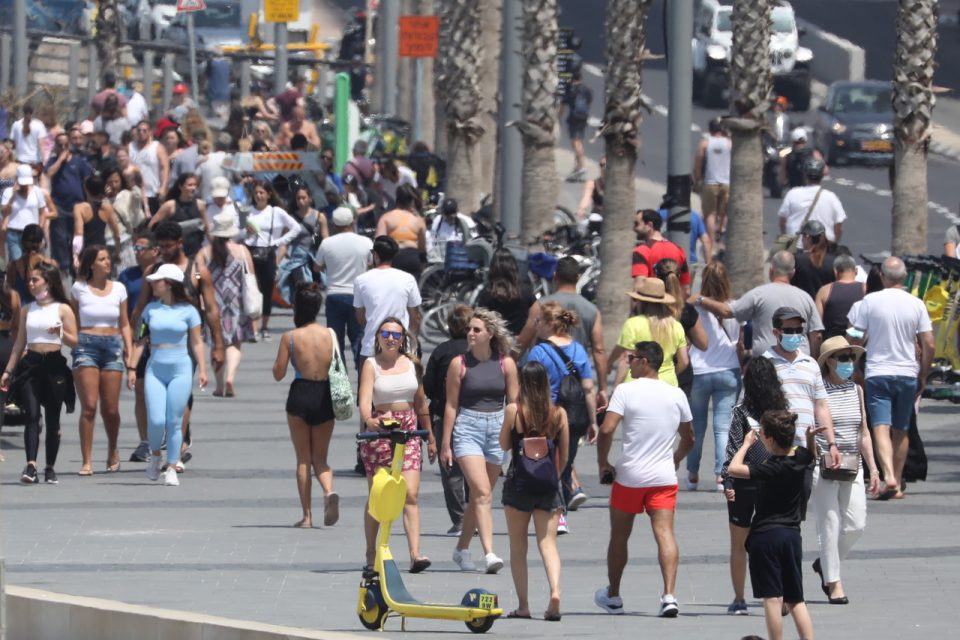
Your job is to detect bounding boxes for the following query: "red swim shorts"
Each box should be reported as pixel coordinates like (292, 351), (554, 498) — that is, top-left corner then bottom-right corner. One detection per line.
(610, 482), (678, 514)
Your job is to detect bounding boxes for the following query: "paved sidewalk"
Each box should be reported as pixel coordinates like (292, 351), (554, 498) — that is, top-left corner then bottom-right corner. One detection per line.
(2, 308), (959, 639)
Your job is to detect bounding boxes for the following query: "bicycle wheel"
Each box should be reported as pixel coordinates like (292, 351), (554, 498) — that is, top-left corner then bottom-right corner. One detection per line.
(419, 264), (447, 311)
(419, 302), (455, 347)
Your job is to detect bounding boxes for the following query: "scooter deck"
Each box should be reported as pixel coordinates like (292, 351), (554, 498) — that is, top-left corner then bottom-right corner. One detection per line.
(381, 560), (502, 618)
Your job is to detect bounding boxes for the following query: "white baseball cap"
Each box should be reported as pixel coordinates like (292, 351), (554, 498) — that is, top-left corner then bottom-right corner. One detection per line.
(16, 164), (33, 186)
(211, 176), (231, 199)
(146, 263), (185, 283)
(791, 127), (808, 143)
(332, 206), (354, 227)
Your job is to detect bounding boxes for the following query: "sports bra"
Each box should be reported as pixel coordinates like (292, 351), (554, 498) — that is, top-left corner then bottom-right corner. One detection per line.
(25, 301), (62, 346)
(371, 357), (419, 406)
(72, 280), (127, 328)
(388, 212), (420, 244)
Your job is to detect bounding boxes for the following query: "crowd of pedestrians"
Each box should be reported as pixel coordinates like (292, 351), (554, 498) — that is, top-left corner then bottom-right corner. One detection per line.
(0, 71), (942, 640)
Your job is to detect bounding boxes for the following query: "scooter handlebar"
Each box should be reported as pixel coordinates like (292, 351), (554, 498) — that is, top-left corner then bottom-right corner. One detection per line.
(356, 429), (431, 442)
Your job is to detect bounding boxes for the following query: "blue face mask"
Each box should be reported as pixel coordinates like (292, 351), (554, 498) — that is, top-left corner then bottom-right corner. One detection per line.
(779, 333), (803, 352)
(835, 362), (855, 380)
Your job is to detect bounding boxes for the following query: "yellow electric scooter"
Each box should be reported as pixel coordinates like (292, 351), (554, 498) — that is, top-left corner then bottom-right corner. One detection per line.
(356, 424), (503, 633)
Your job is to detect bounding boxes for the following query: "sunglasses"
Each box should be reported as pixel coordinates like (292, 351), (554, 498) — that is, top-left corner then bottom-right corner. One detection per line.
(467, 326), (485, 334)
(832, 353), (855, 362)
(779, 327), (804, 335)
(379, 330), (403, 341)
(133, 245), (154, 253)
(627, 354), (645, 362)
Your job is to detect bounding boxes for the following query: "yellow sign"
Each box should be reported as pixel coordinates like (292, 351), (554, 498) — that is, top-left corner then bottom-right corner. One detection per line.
(265, 0), (299, 23)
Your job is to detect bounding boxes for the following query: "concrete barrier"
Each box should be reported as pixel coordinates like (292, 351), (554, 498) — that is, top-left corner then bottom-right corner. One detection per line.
(5, 586), (375, 640)
(797, 18), (865, 84)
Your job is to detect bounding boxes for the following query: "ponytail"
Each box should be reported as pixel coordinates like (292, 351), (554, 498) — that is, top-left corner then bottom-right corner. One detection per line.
(21, 106), (33, 138)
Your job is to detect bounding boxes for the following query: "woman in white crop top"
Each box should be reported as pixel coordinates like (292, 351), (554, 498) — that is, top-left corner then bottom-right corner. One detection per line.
(1, 262), (77, 485)
(70, 245), (133, 476)
(357, 317), (437, 573)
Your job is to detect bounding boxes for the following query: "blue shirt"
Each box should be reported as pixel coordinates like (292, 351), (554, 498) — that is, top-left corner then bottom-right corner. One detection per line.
(141, 301), (201, 348)
(45, 152), (92, 215)
(658, 208), (707, 263)
(524, 340), (593, 403)
(118, 266), (143, 317)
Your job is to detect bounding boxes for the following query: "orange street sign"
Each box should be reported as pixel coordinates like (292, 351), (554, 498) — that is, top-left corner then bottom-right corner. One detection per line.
(398, 15), (440, 58)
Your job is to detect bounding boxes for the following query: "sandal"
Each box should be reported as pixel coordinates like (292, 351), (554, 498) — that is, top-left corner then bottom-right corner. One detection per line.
(410, 557), (432, 574)
(106, 453), (121, 473)
(506, 610), (531, 619)
(544, 612), (562, 622)
(77, 468), (94, 477)
(225, 382), (235, 398)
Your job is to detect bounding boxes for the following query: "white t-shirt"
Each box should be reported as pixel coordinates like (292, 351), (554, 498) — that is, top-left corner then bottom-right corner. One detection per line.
(198, 151), (227, 203)
(377, 165), (418, 202)
(71, 280), (128, 328)
(778, 185), (847, 243)
(690, 306), (741, 374)
(1, 186), (46, 231)
(353, 267), (422, 357)
(607, 377), (692, 488)
(11, 118), (48, 164)
(315, 232), (373, 297)
(848, 287), (933, 378)
(126, 92), (150, 127)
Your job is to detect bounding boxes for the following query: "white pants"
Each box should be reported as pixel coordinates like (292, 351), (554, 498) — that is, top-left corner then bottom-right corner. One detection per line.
(811, 465), (867, 583)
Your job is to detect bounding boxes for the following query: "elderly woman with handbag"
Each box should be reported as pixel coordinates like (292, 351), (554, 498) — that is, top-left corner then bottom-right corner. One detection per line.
(810, 336), (881, 604)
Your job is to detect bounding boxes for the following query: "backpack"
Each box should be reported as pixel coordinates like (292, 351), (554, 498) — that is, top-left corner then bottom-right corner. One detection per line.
(571, 86), (591, 121)
(512, 408), (561, 493)
(543, 341), (590, 435)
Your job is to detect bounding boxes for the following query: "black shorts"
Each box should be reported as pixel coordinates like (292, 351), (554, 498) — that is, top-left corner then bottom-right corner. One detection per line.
(286, 378), (335, 425)
(567, 119), (587, 141)
(392, 247), (422, 282)
(747, 527), (804, 603)
(727, 481), (758, 528)
(501, 475), (563, 513)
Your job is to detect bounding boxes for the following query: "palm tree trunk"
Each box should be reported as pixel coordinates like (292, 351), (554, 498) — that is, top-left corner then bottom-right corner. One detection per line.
(96, 0), (122, 77)
(436, 0), (484, 213)
(416, 0), (436, 149)
(517, 0), (558, 243)
(478, 0), (502, 202)
(725, 0), (772, 295)
(597, 0), (652, 349)
(891, 0), (937, 255)
(397, 0), (416, 125)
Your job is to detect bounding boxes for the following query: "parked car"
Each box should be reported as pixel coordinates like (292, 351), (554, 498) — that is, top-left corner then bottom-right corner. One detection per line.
(691, 0), (813, 110)
(163, 2), (246, 77)
(0, 0), (86, 34)
(813, 80), (894, 166)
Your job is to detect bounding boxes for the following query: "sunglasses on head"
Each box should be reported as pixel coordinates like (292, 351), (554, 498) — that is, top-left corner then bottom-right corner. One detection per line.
(832, 353), (855, 362)
(379, 330), (403, 341)
(779, 327), (804, 335)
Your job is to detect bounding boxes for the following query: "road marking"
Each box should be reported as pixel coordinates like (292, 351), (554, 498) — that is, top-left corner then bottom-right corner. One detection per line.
(875, 189), (891, 197)
(583, 63), (603, 78)
(833, 177), (855, 186)
(654, 104), (669, 117)
(691, 123), (702, 133)
(856, 182), (876, 192)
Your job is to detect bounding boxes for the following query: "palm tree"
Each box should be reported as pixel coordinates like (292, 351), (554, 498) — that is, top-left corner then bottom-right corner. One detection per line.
(435, 0), (484, 214)
(95, 0), (123, 77)
(515, 0), (558, 243)
(596, 0), (652, 348)
(478, 0), (502, 202)
(891, 0), (937, 255)
(725, 0), (771, 295)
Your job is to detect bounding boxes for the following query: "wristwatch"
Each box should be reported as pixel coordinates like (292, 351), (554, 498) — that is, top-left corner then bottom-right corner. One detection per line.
(828, 442), (838, 449)
(695, 295), (704, 307)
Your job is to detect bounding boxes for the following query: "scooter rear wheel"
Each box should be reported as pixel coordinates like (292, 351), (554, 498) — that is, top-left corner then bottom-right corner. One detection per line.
(359, 586), (389, 630)
(465, 617), (496, 634)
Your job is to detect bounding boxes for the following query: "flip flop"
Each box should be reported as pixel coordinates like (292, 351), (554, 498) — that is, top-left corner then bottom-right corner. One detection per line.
(506, 610), (531, 619)
(410, 558), (432, 574)
(877, 487), (898, 501)
(78, 468), (93, 477)
(544, 612), (562, 622)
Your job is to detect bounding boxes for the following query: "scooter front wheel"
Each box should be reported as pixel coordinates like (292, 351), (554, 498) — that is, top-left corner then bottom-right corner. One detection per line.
(465, 617), (496, 634)
(359, 586), (389, 630)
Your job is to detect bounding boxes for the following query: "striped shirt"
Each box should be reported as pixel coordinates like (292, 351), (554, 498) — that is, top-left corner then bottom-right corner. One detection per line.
(721, 404), (772, 486)
(764, 348), (827, 446)
(822, 380), (863, 465)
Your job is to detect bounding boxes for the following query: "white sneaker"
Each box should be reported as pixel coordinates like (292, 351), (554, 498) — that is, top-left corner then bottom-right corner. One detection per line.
(557, 513), (569, 535)
(594, 587), (624, 614)
(482, 552), (504, 574)
(567, 489), (589, 511)
(145, 456), (161, 481)
(164, 466), (180, 486)
(659, 594), (679, 618)
(452, 548), (476, 571)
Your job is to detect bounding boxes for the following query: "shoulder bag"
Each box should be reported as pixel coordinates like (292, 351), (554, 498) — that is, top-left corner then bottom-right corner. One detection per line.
(327, 327), (354, 421)
(249, 206), (277, 261)
(775, 186), (823, 253)
(240, 256), (263, 320)
(819, 384), (863, 481)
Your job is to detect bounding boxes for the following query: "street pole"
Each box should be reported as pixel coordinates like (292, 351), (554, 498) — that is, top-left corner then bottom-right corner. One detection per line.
(335, 72), (350, 174)
(187, 13), (200, 105)
(142, 50), (154, 119)
(239, 59), (252, 100)
(497, 0), (522, 237)
(379, 0), (399, 115)
(13, 0), (26, 95)
(87, 42), (99, 114)
(275, 22), (288, 95)
(0, 35), (11, 95)
(412, 58), (423, 143)
(664, 0), (694, 255)
(162, 53), (174, 113)
(68, 42), (80, 122)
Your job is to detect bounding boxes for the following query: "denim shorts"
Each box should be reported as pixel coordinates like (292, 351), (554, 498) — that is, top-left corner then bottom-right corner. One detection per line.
(865, 375), (917, 430)
(72, 333), (125, 372)
(452, 408), (505, 465)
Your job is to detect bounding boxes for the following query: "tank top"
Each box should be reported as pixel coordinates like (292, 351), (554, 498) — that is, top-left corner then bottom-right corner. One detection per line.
(823, 281), (865, 339)
(172, 197), (204, 256)
(703, 136), (731, 185)
(83, 201), (107, 247)
(387, 210), (420, 245)
(458, 352), (506, 412)
(25, 301), (62, 346)
(129, 140), (161, 196)
(371, 358), (419, 405)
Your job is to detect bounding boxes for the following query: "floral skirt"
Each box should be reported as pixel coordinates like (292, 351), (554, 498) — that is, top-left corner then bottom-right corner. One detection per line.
(360, 409), (423, 476)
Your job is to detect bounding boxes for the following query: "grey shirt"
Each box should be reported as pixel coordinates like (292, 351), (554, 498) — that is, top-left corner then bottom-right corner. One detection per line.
(729, 282), (823, 355)
(540, 291), (598, 350)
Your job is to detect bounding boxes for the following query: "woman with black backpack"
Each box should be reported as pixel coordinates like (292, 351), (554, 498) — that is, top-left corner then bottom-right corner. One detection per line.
(524, 301), (597, 532)
(499, 361), (569, 621)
